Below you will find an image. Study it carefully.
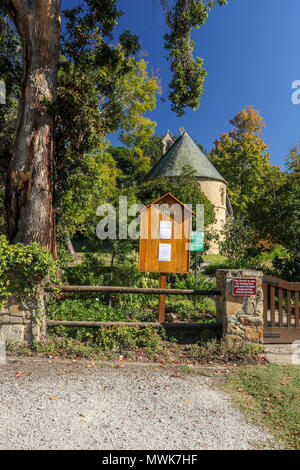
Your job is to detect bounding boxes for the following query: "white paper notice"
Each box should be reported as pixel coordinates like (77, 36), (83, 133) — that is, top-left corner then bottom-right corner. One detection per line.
(158, 243), (172, 262)
(159, 221), (172, 239)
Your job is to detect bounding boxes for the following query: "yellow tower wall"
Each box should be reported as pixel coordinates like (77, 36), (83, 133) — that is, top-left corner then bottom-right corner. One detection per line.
(196, 178), (227, 255)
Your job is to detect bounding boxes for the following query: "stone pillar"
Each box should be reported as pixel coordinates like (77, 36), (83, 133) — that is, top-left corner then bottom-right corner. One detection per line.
(0, 294), (47, 344)
(216, 269), (264, 343)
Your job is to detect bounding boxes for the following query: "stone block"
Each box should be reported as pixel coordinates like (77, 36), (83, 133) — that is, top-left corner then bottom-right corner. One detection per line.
(8, 302), (26, 317)
(0, 324), (25, 343)
(9, 316), (25, 324)
(243, 301), (256, 316)
(245, 327), (263, 342)
(225, 300), (243, 316)
(0, 315), (10, 324)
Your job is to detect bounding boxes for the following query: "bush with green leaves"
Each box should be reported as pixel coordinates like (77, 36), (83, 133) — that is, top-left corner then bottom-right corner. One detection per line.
(219, 218), (264, 268)
(271, 250), (300, 282)
(0, 235), (58, 308)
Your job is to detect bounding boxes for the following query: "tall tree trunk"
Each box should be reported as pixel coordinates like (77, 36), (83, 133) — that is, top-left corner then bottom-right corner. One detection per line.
(4, 0), (61, 257)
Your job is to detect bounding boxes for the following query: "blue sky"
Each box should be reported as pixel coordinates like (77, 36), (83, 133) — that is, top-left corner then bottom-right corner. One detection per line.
(62, 0), (300, 168)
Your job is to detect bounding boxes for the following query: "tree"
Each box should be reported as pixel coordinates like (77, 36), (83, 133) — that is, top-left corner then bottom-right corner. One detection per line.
(138, 133), (170, 168)
(3, 0), (62, 256)
(210, 106), (279, 215)
(163, 0), (227, 116)
(219, 217), (263, 267)
(285, 145), (300, 175)
(53, 50), (159, 245)
(246, 148), (300, 280)
(107, 146), (151, 186)
(249, 161), (299, 250)
(2, 0), (227, 252)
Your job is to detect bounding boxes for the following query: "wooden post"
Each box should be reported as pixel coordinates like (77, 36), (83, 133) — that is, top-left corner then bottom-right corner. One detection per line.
(159, 273), (167, 322)
(194, 251), (198, 310)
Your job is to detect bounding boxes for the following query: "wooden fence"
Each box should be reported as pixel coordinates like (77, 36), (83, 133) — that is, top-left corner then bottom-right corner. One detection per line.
(263, 276), (300, 343)
(46, 285), (221, 331)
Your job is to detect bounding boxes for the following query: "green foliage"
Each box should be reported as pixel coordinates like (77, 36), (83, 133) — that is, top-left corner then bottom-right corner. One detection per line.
(173, 272), (215, 290)
(249, 172), (299, 253)
(107, 146), (151, 185)
(0, 236), (58, 308)
(47, 293), (163, 352)
(48, 298), (128, 323)
(139, 134), (169, 167)
(285, 145), (300, 175)
(163, 0), (227, 116)
(54, 10), (160, 242)
(168, 273), (216, 317)
(271, 252), (300, 282)
(219, 217), (264, 267)
(44, 327), (163, 355)
(204, 260), (233, 275)
(247, 147), (300, 280)
(0, 8), (22, 233)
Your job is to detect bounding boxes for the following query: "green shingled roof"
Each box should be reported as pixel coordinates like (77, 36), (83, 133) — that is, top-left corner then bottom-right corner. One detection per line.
(144, 131), (226, 184)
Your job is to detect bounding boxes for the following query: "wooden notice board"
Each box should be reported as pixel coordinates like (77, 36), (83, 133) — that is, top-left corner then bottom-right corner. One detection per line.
(138, 193), (193, 274)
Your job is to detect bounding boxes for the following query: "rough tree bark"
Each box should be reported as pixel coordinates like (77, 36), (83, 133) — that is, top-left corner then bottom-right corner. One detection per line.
(3, 0), (61, 257)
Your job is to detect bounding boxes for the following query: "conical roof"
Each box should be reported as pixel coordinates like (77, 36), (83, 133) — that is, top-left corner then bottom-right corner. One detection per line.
(144, 131), (226, 184)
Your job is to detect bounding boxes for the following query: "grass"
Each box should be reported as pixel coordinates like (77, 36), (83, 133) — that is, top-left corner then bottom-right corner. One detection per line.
(201, 254), (227, 263)
(224, 364), (300, 449)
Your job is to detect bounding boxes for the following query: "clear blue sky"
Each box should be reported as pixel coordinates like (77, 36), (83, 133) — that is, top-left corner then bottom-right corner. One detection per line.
(62, 0), (300, 168)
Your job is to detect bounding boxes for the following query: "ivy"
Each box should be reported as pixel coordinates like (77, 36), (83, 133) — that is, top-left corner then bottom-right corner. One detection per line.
(0, 236), (58, 309)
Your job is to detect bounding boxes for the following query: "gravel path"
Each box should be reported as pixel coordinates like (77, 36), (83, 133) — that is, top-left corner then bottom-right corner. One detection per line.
(0, 358), (273, 450)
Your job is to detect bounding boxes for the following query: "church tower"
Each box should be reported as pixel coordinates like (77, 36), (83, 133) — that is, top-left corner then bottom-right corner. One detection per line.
(144, 129), (233, 254)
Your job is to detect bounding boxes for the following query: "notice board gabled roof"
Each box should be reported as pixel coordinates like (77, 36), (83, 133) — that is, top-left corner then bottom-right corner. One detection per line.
(144, 131), (227, 184)
(141, 192), (195, 215)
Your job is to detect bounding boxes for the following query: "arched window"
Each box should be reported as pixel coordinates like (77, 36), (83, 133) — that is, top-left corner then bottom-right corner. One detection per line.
(220, 186), (225, 206)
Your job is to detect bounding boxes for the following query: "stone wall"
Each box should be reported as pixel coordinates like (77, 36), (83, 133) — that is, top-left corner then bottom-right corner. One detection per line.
(216, 269), (264, 343)
(0, 296), (46, 344)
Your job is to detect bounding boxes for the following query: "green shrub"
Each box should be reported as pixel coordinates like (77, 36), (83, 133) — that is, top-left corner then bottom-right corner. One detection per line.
(204, 260), (235, 276)
(0, 235), (58, 308)
(219, 218), (264, 267)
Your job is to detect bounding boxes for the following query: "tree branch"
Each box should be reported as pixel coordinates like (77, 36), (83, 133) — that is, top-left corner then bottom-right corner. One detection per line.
(3, 0), (31, 40)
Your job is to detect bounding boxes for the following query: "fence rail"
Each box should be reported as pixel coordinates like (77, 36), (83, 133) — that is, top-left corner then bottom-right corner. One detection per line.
(46, 320), (219, 330)
(46, 285), (220, 330)
(49, 285), (221, 296)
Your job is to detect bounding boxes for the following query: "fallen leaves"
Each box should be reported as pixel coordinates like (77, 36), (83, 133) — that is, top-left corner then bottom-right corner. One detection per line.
(15, 371), (22, 379)
(171, 372), (182, 378)
(49, 396), (58, 401)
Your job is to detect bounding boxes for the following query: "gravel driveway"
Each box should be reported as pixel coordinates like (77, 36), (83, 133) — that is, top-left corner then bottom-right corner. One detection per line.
(0, 358), (273, 450)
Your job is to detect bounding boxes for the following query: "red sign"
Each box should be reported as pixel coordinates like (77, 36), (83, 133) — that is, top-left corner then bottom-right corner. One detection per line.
(232, 278), (257, 296)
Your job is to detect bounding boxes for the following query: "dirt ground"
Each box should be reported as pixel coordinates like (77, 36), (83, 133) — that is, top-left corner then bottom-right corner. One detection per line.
(0, 356), (274, 450)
